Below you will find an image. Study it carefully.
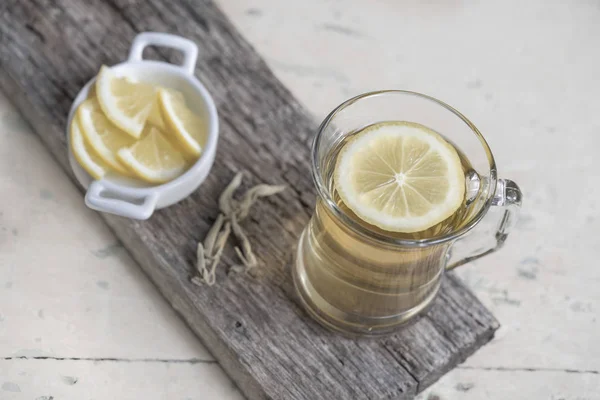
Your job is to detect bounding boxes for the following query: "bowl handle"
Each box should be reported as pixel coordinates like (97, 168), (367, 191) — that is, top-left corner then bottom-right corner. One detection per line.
(85, 181), (158, 220)
(127, 32), (199, 75)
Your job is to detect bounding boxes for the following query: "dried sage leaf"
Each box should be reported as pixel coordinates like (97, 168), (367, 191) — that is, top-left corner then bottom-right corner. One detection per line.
(236, 184), (287, 220)
(207, 221), (231, 280)
(204, 213), (224, 257)
(219, 172), (243, 216)
(196, 242), (207, 276)
(197, 222), (231, 286)
(234, 247), (249, 267)
(231, 215), (258, 269)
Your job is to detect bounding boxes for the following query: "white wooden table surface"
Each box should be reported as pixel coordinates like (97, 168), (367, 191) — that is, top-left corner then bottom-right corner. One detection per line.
(1, 0), (599, 399)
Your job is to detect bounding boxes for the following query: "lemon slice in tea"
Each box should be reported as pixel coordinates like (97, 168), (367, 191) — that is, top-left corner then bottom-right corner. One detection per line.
(334, 121), (465, 233)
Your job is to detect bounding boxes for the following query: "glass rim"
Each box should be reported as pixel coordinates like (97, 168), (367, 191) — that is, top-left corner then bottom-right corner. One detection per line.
(311, 89), (498, 247)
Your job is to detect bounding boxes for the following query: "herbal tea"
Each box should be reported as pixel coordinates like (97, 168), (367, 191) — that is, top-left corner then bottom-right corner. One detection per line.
(295, 121), (481, 333)
(293, 91), (521, 336)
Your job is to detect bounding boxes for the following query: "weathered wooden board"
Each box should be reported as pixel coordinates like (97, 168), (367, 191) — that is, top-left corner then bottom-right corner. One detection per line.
(0, 0), (499, 398)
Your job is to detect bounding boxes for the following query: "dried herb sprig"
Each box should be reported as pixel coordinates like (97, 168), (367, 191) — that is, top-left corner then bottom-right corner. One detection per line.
(236, 184), (286, 220)
(193, 172), (285, 286)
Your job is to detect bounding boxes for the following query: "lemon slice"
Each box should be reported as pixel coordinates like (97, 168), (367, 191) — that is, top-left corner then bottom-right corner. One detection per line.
(70, 115), (108, 180)
(96, 65), (156, 139)
(147, 100), (166, 130)
(158, 88), (206, 158)
(146, 89), (184, 131)
(117, 126), (186, 183)
(77, 98), (136, 175)
(334, 121), (465, 233)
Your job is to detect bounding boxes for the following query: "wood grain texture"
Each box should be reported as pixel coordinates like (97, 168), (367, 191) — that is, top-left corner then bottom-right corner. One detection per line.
(0, 1), (499, 398)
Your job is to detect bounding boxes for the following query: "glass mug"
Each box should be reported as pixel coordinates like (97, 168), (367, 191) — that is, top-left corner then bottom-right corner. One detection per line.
(293, 90), (522, 336)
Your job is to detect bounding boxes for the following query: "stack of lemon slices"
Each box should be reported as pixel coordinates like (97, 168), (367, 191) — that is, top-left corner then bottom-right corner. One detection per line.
(70, 65), (207, 183)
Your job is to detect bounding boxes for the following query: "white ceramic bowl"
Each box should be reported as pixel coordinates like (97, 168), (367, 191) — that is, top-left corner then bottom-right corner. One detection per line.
(66, 32), (219, 220)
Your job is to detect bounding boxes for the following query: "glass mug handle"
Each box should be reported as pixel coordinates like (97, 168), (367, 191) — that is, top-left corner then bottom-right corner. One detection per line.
(446, 179), (522, 270)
